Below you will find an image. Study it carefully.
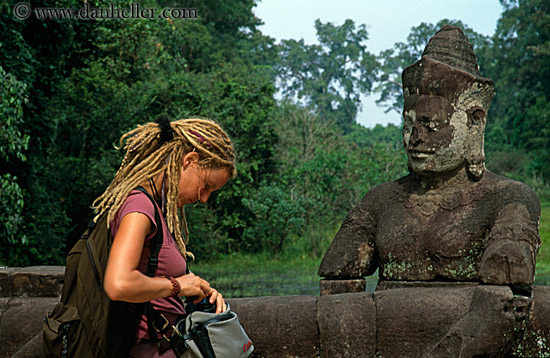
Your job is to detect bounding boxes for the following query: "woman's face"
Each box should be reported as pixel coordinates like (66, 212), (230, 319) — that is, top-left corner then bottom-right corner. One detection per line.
(177, 159), (230, 207)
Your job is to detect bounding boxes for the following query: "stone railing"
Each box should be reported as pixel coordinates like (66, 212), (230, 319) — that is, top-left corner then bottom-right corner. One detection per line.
(2, 267), (550, 357)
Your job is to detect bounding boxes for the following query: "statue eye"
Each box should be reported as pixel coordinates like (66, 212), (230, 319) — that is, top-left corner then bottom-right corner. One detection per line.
(419, 116), (430, 125)
(418, 116), (439, 131)
(403, 115), (413, 131)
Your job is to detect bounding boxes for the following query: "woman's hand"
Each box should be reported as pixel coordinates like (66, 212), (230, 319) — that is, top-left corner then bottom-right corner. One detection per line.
(177, 273), (212, 301)
(177, 273), (226, 313)
(208, 288), (226, 313)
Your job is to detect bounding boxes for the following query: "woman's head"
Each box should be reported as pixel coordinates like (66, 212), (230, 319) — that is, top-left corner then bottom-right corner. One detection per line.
(177, 152), (231, 206)
(93, 117), (236, 257)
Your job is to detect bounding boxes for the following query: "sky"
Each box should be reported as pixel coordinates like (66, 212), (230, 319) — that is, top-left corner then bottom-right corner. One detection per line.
(253, 0), (504, 128)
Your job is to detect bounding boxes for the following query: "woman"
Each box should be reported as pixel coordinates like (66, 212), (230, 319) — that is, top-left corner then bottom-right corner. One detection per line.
(92, 117), (236, 357)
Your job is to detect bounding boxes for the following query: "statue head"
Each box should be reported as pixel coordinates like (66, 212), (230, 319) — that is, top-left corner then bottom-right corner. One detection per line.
(401, 25), (495, 180)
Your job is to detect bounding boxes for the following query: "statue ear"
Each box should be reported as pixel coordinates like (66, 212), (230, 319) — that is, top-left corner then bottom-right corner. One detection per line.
(465, 106), (487, 181)
(466, 106), (486, 129)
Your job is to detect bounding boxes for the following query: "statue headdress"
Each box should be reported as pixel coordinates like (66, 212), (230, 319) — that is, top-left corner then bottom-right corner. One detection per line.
(402, 25), (494, 106)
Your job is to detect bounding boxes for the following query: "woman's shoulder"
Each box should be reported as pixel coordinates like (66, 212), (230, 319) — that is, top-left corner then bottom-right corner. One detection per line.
(111, 189), (159, 231)
(110, 188), (162, 239)
(119, 189), (157, 216)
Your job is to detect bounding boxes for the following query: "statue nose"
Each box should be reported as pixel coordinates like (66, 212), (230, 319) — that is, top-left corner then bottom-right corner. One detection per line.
(410, 123), (426, 145)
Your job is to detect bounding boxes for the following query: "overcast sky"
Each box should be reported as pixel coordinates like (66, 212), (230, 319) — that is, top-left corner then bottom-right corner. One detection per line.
(253, 0), (504, 128)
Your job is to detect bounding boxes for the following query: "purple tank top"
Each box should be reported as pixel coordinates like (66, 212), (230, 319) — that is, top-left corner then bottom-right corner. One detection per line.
(110, 189), (187, 339)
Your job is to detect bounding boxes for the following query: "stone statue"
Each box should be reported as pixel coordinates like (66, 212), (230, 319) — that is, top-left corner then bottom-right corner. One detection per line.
(319, 25), (541, 293)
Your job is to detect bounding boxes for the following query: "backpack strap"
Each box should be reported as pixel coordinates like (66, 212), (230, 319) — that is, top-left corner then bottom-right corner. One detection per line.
(134, 186), (190, 345)
(135, 186), (163, 277)
(134, 186), (166, 342)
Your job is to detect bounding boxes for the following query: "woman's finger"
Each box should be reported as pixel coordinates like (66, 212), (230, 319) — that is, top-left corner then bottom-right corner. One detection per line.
(213, 290), (225, 313)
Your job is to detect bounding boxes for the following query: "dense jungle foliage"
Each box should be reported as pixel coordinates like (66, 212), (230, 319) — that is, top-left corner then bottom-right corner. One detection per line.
(1, 0), (549, 266)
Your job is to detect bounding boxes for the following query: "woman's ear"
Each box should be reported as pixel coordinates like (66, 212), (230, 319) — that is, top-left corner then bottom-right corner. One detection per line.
(182, 152), (200, 169)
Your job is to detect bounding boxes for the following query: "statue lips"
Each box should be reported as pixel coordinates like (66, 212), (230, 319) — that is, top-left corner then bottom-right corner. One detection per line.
(407, 148), (435, 159)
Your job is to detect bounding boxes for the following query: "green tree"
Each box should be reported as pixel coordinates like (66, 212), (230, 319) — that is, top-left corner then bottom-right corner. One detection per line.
(0, 66), (30, 263)
(0, 0), (118, 264)
(0, 0), (279, 264)
(275, 19), (378, 132)
(264, 104), (406, 257)
(0, 67), (29, 163)
(168, 64), (279, 255)
(242, 183), (310, 256)
(484, 0), (550, 182)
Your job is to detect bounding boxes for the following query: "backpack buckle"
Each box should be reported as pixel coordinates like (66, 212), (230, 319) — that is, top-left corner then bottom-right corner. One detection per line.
(152, 314), (180, 342)
(152, 314), (190, 355)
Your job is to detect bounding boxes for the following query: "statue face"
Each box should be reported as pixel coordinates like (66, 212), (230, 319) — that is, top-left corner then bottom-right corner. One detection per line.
(403, 94), (470, 175)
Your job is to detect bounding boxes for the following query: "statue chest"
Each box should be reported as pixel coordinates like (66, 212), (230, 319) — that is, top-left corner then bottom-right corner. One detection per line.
(375, 198), (489, 281)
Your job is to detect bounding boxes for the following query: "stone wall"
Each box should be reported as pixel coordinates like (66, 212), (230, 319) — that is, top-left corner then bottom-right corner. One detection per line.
(2, 267), (550, 358)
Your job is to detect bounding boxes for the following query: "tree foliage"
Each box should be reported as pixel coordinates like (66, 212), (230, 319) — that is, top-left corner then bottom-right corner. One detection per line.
(242, 104), (406, 256)
(483, 0), (550, 181)
(275, 19), (378, 132)
(0, 66), (29, 258)
(1, 0), (547, 265)
(0, 0), (278, 265)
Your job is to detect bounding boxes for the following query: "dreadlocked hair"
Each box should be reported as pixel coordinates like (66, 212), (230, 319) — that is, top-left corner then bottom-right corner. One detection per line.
(92, 118), (236, 258)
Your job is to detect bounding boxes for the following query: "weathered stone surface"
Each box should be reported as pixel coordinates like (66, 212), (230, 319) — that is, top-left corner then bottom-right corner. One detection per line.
(319, 279), (365, 296)
(375, 284), (477, 357)
(0, 297), (57, 358)
(9, 266), (64, 298)
(318, 292), (375, 358)
(423, 285), (516, 357)
(10, 333), (44, 358)
(0, 268), (17, 297)
(376, 280), (479, 291)
(512, 285), (550, 356)
(1, 279), (550, 357)
(228, 295), (319, 358)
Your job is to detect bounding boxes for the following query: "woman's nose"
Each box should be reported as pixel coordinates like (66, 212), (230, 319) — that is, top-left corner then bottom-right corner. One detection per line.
(200, 193), (210, 203)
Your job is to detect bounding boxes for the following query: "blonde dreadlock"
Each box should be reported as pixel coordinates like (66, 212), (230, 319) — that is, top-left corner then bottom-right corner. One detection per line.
(92, 118), (236, 258)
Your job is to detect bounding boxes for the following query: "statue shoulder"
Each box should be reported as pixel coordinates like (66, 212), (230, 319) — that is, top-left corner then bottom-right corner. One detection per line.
(483, 170), (541, 219)
(360, 174), (414, 204)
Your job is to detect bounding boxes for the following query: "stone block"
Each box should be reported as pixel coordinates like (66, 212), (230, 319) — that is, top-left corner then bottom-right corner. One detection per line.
(318, 292), (375, 358)
(512, 285), (550, 356)
(229, 295), (319, 358)
(11, 333), (45, 358)
(376, 280), (479, 291)
(0, 297), (57, 358)
(11, 266), (64, 298)
(423, 285), (516, 357)
(375, 284), (477, 357)
(0, 267), (16, 297)
(320, 279), (365, 296)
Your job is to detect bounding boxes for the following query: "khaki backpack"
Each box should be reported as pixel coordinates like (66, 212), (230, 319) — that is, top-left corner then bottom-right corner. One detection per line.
(43, 187), (163, 358)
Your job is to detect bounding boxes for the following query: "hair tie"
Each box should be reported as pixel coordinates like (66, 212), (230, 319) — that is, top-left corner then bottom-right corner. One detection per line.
(156, 116), (174, 144)
(188, 130), (212, 146)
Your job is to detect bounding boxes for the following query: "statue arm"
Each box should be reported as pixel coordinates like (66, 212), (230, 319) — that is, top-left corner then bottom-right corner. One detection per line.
(479, 201), (541, 285)
(318, 197), (378, 279)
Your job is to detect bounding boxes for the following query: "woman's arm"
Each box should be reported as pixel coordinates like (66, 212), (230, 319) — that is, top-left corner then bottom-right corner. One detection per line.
(104, 212), (216, 305)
